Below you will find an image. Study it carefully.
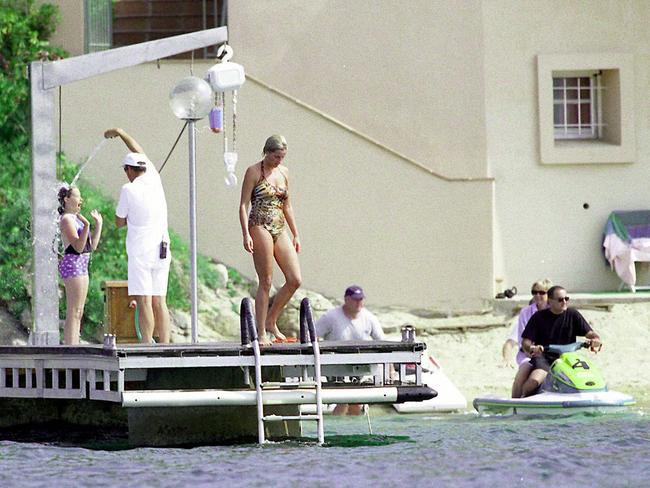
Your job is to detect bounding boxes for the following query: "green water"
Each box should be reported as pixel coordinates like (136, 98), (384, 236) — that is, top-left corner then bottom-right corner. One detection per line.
(0, 409), (648, 487)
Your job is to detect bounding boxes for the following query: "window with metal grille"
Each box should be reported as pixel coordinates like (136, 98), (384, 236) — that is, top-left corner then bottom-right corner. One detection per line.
(84, 0), (112, 53)
(538, 53), (634, 164)
(553, 73), (602, 140)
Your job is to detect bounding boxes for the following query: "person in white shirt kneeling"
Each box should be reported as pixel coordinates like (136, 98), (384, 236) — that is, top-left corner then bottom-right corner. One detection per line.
(315, 285), (385, 415)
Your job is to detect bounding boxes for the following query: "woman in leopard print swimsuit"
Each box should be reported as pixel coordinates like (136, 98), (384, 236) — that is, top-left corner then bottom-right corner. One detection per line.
(239, 135), (302, 345)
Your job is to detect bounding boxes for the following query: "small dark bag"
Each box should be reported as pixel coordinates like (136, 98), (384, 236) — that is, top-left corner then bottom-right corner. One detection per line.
(159, 241), (167, 259)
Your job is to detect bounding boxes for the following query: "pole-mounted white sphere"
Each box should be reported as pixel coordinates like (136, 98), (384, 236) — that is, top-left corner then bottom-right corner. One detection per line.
(169, 76), (214, 120)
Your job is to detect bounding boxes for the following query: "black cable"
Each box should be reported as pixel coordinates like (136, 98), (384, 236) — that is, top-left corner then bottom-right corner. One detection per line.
(158, 121), (189, 174)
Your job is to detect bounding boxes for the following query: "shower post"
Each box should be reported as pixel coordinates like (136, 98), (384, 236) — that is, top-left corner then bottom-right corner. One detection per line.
(29, 63), (60, 345)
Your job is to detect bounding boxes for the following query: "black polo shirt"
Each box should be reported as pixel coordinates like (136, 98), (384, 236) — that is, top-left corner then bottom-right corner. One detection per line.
(521, 308), (592, 359)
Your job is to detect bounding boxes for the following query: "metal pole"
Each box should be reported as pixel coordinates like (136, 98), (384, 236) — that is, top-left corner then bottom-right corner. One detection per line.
(188, 120), (199, 343)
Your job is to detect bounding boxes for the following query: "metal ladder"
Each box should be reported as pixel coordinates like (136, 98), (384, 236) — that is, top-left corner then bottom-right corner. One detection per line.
(240, 297), (325, 445)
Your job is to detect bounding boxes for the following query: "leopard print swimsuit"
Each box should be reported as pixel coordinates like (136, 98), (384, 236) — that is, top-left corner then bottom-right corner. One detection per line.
(248, 162), (288, 241)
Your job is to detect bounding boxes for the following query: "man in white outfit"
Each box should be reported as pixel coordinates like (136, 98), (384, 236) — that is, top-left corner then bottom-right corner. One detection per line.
(315, 285), (385, 415)
(106, 128), (171, 344)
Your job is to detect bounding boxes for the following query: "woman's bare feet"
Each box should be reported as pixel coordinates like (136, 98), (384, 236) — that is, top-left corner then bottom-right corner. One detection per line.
(257, 329), (273, 346)
(265, 323), (287, 342)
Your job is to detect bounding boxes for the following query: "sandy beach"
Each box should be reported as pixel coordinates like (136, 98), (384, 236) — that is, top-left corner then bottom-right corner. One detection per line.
(3, 291), (648, 410)
(380, 302), (650, 409)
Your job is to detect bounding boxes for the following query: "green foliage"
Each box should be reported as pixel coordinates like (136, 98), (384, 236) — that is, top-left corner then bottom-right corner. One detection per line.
(227, 266), (246, 286)
(0, 0), (251, 342)
(55, 155), (198, 340)
(167, 233), (190, 310)
(0, 1), (62, 320)
(55, 156), (126, 338)
(41, 154), (241, 341)
(0, 1), (64, 142)
(6, 146), (247, 341)
(0, 137), (31, 319)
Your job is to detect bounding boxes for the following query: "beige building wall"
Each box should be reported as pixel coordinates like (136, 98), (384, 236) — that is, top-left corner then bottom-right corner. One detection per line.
(483, 1), (650, 294)
(59, 60), (493, 311)
(54, 0), (496, 310)
(51, 0), (650, 308)
(230, 0), (489, 180)
(43, 0), (85, 56)
(223, 0), (494, 308)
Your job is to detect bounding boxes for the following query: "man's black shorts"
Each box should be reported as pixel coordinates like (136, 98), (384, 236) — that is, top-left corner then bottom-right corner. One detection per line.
(530, 355), (552, 372)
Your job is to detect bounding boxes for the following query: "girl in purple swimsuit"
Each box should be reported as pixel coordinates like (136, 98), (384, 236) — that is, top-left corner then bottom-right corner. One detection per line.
(57, 186), (103, 345)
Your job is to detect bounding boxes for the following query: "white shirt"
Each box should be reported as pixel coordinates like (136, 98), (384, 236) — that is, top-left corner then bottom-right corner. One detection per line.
(508, 302), (541, 366)
(116, 155), (169, 261)
(315, 307), (385, 341)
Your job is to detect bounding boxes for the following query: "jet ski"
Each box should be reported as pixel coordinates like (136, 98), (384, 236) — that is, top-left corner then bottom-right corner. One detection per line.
(473, 341), (636, 416)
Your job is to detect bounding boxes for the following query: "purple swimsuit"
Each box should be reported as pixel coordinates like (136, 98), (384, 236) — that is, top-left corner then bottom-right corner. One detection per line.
(59, 216), (92, 279)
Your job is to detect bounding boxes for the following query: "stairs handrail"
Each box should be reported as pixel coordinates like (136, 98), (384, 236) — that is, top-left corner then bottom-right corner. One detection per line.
(240, 297), (258, 345)
(299, 297), (317, 344)
(299, 297), (324, 443)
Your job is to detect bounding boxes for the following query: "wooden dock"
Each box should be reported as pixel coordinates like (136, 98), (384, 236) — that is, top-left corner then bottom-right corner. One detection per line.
(0, 339), (434, 446)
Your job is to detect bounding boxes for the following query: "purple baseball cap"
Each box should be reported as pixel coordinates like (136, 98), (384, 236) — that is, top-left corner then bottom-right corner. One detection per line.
(344, 285), (365, 300)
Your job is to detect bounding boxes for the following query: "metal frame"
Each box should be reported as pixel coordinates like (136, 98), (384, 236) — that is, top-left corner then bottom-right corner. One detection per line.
(553, 73), (603, 140)
(84, 0), (112, 53)
(30, 27), (228, 344)
(116, 350), (419, 369)
(0, 343), (427, 407)
(122, 386), (408, 408)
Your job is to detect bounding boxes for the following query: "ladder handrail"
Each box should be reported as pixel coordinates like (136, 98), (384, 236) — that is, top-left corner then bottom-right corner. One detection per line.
(240, 298), (265, 444)
(241, 297), (325, 445)
(240, 297), (254, 345)
(299, 299), (309, 344)
(300, 298), (325, 444)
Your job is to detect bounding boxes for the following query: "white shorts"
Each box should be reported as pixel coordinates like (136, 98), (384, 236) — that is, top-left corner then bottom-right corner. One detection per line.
(127, 251), (171, 296)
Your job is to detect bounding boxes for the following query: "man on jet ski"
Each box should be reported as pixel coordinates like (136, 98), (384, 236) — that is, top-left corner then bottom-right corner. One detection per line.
(519, 285), (602, 397)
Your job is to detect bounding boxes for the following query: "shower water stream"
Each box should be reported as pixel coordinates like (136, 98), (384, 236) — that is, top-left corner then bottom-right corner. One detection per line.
(69, 138), (108, 187)
(45, 138), (109, 258)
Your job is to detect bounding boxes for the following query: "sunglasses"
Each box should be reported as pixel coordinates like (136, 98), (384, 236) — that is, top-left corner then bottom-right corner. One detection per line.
(532, 290), (547, 295)
(554, 296), (570, 303)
